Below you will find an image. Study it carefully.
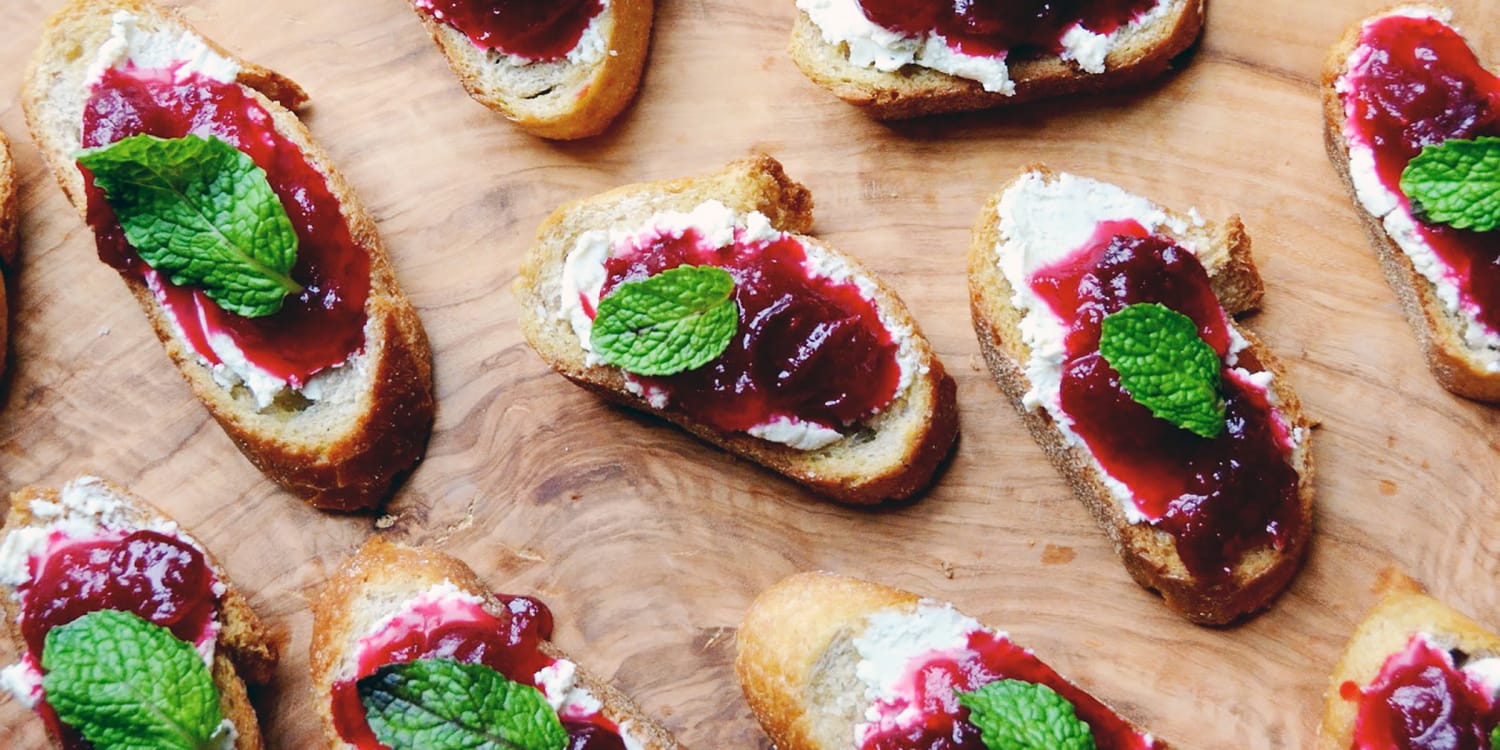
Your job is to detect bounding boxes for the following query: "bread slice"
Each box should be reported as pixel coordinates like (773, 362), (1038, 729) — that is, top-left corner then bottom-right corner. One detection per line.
(0, 476), (278, 749)
(789, 0), (1205, 120)
(1318, 570), (1500, 748)
(309, 536), (684, 750)
(1322, 6), (1500, 401)
(23, 0), (435, 512)
(967, 165), (1314, 625)
(515, 155), (958, 504)
(735, 571), (1169, 750)
(409, 0), (653, 140)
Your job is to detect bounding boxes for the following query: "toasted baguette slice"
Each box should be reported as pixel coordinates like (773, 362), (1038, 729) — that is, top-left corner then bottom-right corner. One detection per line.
(1322, 6), (1500, 401)
(789, 0), (1204, 120)
(515, 155), (958, 504)
(310, 537), (684, 749)
(0, 476), (278, 749)
(0, 129), (15, 380)
(736, 571), (1169, 750)
(1318, 570), (1500, 748)
(23, 0), (435, 512)
(967, 165), (1314, 624)
(409, 0), (653, 140)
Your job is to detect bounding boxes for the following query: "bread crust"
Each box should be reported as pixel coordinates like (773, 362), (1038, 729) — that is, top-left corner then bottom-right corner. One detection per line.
(734, 571), (1168, 750)
(516, 154), (958, 504)
(412, 0), (654, 140)
(1317, 570), (1500, 749)
(309, 537), (684, 750)
(0, 130), (15, 382)
(1321, 6), (1500, 402)
(0, 477), (279, 750)
(22, 0), (435, 512)
(789, 0), (1204, 120)
(967, 165), (1315, 625)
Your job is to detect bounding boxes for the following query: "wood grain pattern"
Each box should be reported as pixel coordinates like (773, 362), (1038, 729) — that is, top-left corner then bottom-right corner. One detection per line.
(2, 0), (1500, 747)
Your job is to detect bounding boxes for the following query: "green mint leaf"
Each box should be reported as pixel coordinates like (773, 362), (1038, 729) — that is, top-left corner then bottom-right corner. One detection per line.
(1399, 136), (1500, 232)
(76, 133), (303, 317)
(957, 679), (1097, 750)
(1098, 302), (1226, 439)
(592, 265), (738, 376)
(1490, 724), (1499, 750)
(358, 658), (567, 750)
(40, 609), (226, 750)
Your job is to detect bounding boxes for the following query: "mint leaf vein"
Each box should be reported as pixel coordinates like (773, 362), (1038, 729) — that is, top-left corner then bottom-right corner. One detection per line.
(77, 133), (303, 318)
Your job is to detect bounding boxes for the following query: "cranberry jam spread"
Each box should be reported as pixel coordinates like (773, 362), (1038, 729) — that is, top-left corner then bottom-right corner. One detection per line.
(1338, 12), (1500, 338)
(855, 0), (1157, 58)
(580, 206), (908, 447)
(330, 588), (628, 750)
(16, 529), (221, 750)
(412, 0), (605, 59)
(1340, 634), (1500, 750)
(859, 626), (1152, 750)
(81, 62), (370, 396)
(1028, 220), (1300, 581)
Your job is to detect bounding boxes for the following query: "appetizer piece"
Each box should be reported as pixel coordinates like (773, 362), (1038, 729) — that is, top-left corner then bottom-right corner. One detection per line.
(406, 0), (654, 139)
(736, 571), (1167, 749)
(1324, 5), (1500, 400)
(1319, 571), (1500, 749)
(517, 155), (958, 504)
(23, 0), (435, 511)
(968, 166), (1314, 624)
(0, 476), (277, 749)
(311, 537), (682, 749)
(790, 0), (1205, 119)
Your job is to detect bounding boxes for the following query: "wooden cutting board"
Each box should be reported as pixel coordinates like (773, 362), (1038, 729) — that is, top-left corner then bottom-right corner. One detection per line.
(4, 0), (1500, 747)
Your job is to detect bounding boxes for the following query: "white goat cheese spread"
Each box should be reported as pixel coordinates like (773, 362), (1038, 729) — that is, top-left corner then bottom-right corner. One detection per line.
(1335, 8), (1500, 373)
(0, 477), (226, 717)
(852, 602), (986, 744)
(558, 199), (925, 451)
(89, 14), (361, 410)
(797, 0), (1176, 92)
(994, 171), (1302, 524)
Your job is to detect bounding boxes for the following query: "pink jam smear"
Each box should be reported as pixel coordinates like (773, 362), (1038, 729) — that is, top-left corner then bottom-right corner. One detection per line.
(1340, 634), (1500, 749)
(859, 628), (1153, 749)
(80, 63), (370, 390)
(329, 592), (627, 750)
(587, 223), (903, 440)
(1341, 13), (1500, 337)
(413, 0), (604, 59)
(855, 0), (1158, 58)
(1027, 220), (1301, 581)
(17, 529), (220, 750)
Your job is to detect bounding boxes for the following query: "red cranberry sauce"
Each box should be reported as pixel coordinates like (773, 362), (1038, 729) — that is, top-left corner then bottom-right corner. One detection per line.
(1028, 221), (1301, 581)
(412, 0), (605, 59)
(330, 591), (626, 750)
(18, 529), (220, 750)
(81, 64), (370, 389)
(1341, 13), (1500, 335)
(856, 0), (1158, 57)
(592, 223), (903, 438)
(858, 628), (1152, 750)
(1340, 634), (1500, 750)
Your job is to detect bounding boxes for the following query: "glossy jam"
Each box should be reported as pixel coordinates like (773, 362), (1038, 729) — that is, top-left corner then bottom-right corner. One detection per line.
(858, 629), (1152, 750)
(1342, 634), (1500, 749)
(1342, 14), (1500, 335)
(329, 593), (626, 749)
(1029, 223), (1301, 580)
(414, 0), (604, 59)
(593, 226), (903, 437)
(19, 530), (219, 750)
(81, 64), (370, 389)
(856, 0), (1157, 57)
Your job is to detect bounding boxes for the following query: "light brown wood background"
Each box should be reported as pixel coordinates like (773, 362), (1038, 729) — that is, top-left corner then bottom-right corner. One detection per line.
(3, 0), (1500, 747)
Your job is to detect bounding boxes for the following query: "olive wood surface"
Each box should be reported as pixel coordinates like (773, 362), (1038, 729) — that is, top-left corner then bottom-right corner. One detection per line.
(2, 1), (1499, 748)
